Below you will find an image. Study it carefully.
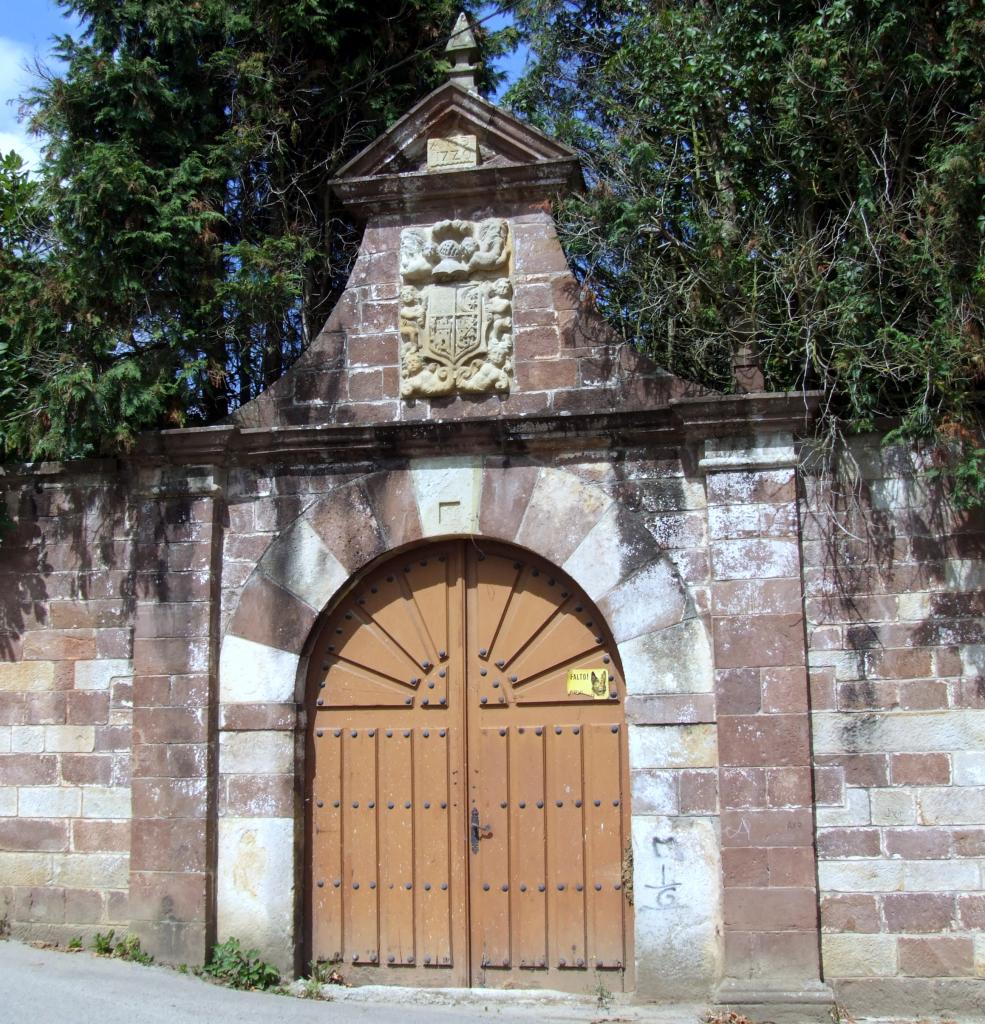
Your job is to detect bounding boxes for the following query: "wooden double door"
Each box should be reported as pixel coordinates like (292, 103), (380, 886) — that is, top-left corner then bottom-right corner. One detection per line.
(306, 540), (632, 990)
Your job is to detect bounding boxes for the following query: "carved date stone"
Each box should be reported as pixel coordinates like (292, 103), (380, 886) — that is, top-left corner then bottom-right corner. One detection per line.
(398, 218), (513, 398)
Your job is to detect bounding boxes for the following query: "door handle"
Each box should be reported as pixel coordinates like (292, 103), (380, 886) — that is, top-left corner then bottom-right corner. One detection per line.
(470, 807), (492, 853)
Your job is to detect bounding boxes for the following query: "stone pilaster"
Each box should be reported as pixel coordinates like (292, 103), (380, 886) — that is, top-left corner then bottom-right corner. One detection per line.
(701, 434), (833, 1021)
(129, 466), (224, 964)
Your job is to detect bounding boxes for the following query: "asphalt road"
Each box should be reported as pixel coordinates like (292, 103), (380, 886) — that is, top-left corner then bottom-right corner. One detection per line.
(0, 940), (704, 1024)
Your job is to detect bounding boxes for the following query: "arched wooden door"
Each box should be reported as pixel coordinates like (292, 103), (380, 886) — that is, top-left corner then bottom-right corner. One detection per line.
(305, 539), (633, 991)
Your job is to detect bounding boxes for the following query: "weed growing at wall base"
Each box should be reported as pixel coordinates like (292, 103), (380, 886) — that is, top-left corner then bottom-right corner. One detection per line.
(200, 937), (280, 991)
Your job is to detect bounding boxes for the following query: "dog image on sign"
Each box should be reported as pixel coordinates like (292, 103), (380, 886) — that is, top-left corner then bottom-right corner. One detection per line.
(566, 667), (609, 699)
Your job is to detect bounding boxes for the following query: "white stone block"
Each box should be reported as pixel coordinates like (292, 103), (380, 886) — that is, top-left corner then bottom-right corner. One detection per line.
(629, 724), (717, 770)
(701, 433), (796, 472)
(897, 593), (931, 621)
(564, 504), (652, 603)
(219, 635), (301, 704)
(812, 711), (985, 755)
(619, 618), (714, 696)
(711, 538), (800, 580)
(81, 786), (132, 819)
(18, 786), (82, 818)
(821, 934), (897, 978)
(0, 661), (55, 692)
(631, 770), (679, 815)
(217, 817), (295, 973)
(946, 559), (985, 592)
(52, 852), (128, 889)
(902, 859), (979, 891)
(10, 726), (44, 754)
(74, 659), (133, 691)
(44, 725), (95, 753)
(707, 504), (761, 541)
(0, 727), (9, 753)
(815, 788), (871, 827)
(961, 645), (985, 680)
(870, 789), (916, 826)
(601, 558), (687, 644)
(917, 786), (985, 826)
(819, 860), (904, 892)
(631, 814), (721, 997)
(954, 752), (985, 787)
(220, 731), (293, 775)
(975, 934), (985, 979)
(0, 852), (52, 885)
(0, 788), (16, 815)
(259, 518), (348, 613)
(410, 456), (482, 536)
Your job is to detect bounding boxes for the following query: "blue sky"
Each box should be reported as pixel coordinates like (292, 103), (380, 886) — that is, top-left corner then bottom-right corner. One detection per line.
(0, 3), (525, 171)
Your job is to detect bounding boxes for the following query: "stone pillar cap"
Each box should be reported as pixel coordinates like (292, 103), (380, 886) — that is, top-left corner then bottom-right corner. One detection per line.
(445, 12), (480, 94)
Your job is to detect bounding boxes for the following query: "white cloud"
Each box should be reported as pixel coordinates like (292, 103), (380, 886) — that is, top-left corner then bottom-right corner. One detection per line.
(0, 36), (43, 171)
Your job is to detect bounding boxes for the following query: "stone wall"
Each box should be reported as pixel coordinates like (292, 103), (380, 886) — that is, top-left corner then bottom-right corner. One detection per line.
(802, 443), (985, 1014)
(0, 463), (135, 944)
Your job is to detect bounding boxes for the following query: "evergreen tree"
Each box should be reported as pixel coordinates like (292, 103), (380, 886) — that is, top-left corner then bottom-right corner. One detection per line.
(509, 0), (985, 501)
(1, 1), (506, 458)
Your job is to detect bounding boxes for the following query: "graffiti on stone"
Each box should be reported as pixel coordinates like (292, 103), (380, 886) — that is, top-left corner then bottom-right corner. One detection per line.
(398, 218), (513, 398)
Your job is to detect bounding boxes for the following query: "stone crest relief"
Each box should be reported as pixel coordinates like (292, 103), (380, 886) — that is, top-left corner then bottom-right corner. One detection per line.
(399, 218), (513, 398)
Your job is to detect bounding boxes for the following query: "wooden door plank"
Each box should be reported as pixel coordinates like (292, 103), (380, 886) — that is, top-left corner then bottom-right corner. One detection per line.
(416, 724), (453, 968)
(510, 724), (547, 969)
(379, 726), (415, 967)
(475, 724), (511, 971)
(343, 727), (380, 965)
(311, 726), (343, 963)
(547, 723), (586, 970)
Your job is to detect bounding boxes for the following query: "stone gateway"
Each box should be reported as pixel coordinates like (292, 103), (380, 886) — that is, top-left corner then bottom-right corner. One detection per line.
(1, 14), (984, 1023)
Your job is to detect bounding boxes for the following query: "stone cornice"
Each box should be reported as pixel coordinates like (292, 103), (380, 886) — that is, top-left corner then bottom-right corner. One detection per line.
(125, 391), (820, 467)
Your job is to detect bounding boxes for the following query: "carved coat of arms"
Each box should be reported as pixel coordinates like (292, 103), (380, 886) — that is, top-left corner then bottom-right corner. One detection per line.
(398, 218), (513, 398)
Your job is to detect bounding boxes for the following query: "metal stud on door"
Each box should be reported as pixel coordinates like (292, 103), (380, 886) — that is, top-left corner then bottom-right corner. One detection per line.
(307, 540), (633, 991)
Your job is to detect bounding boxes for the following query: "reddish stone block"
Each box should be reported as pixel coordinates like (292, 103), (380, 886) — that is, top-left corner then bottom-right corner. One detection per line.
(73, 820), (130, 853)
(957, 893), (985, 929)
(716, 668), (762, 715)
(14, 887), (65, 924)
(128, 870), (207, 924)
(713, 614), (806, 669)
(364, 468), (424, 551)
(346, 333), (398, 367)
(706, 470), (796, 506)
(766, 766), (813, 808)
(884, 892), (955, 934)
(723, 929), (821, 982)
(66, 690), (110, 725)
(516, 358), (579, 391)
(307, 484), (386, 573)
(837, 680), (899, 711)
(679, 770), (718, 814)
(132, 742), (206, 779)
(817, 827), (881, 859)
(50, 600), (128, 630)
(131, 818), (207, 873)
(720, 767), (767, 809)
(21, 630), (97, 661)
(133, 706), (207, 746)
(815, 753), (889, 788)
(953, 828), (985, 856)
(94, 724), (132, 752)
(898, 936), (973, 977)
(761, 667), (809, 713)
(768, 846), (817, 888)
(898, 680), (949, 710)
(720, 807), (814, 848)
(821, 893), (882, 933)
(0, 693), (28, 725)
(722, 847), (769, 888)
(813, 766), (845, 806)
(718, 714), (811, 768)
(132, 777), (208, 819)
(131, 675), (172, 708)
(169, 674), (210, 709)
(890, 753), (950, 786)
(0, 753), (58, 785)
(64, 888), (104, 924)
(863, 648), (934, 680)
(514, 325), (560, 358)
(133, 637), (210, 676)
(61, 753), (114, 786)
(0, 818), (69, 852)
(723, 886), (818, 931)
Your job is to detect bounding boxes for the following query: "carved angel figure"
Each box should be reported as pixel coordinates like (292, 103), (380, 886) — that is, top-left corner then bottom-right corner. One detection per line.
(399, 229), (439, 282)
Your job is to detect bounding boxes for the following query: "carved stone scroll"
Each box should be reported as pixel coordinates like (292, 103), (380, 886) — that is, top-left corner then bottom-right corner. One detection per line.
(398, 218), (513, 398)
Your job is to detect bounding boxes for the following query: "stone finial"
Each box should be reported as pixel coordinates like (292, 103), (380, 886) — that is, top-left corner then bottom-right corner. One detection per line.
(445, 12), (479, 93)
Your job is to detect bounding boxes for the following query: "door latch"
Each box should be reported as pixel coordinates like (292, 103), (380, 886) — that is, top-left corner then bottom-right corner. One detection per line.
(470, 807), (492, 853)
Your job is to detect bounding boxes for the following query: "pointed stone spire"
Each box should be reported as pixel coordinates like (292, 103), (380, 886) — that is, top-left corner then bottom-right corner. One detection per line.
(445, 12), (479, 94)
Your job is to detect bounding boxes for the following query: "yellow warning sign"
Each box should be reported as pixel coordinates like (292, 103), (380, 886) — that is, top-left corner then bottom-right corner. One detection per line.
(566, 668), (610, 700)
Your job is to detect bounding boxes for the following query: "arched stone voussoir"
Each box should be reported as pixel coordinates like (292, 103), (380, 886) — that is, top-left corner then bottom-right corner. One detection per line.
(306, 478), (388, 573)
(598, 555), (689, 645)
(514, 466), (613, 567)
(229, 571), (317, 656)
(218, 634), (301, 705)
(563, 501), (664, 604)
(618, 616), (714, 697)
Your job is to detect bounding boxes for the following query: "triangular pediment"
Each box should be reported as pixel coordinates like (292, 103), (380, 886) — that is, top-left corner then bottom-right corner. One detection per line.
(336, 82), (579, 180)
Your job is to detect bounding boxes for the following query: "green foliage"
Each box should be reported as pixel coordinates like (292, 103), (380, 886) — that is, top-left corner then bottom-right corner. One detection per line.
(66, 936), (83, 950)
(0, 2), (509, 459)
(91, 929), (115, 955)
(202, 937), (280, 990)
(113, 933), (154, 965)
(510, 0), (985, 498)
